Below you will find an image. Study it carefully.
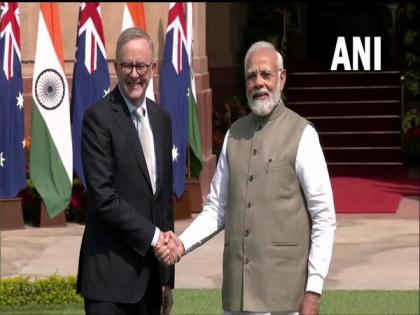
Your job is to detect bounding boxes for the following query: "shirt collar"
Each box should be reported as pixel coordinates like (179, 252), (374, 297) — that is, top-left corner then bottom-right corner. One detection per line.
(118, 84), (148, 116)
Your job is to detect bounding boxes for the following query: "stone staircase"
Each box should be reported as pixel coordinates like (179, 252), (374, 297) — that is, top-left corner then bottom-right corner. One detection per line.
(285, 70), (404, 176)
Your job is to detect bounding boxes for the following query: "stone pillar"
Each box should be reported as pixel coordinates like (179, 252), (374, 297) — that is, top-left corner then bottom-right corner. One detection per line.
(0, 199), (25, 230)
(190, 3), (216, 206)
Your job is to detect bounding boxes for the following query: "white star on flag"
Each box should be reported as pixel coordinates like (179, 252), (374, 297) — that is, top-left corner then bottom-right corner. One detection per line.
(0, 152), (5, 167)
(103, 87), (110, 97)
(16, 92), (24, 110)
(22, 138), (25, 148)
(172, 145), (179, 162)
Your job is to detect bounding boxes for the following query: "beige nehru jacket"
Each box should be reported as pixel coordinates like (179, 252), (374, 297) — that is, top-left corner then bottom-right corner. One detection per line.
(223, 102), (311, 313)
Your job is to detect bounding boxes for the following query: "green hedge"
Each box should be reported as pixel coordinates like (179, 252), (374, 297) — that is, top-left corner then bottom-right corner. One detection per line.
(0, 275), (83, 305)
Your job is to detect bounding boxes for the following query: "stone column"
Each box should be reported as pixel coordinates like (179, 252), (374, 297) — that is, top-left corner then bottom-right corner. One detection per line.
(191, 3), (216, 205)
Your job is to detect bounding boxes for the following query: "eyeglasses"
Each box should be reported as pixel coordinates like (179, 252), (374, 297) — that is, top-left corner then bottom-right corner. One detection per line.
(245, 69), (284, 84)
(119, 62), (153, 76)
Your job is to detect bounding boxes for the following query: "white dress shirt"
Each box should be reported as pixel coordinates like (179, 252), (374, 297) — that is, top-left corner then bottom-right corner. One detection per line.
(179, 124), (337, 295)
(119, 86), (160, 247)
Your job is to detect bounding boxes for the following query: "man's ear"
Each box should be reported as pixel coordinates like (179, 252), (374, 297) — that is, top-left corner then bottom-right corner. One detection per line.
(279, 69), (287, 90)
(150, 61), (157, 76)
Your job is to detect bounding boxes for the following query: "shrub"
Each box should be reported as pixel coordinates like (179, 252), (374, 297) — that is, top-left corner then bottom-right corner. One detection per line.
(0, 275), (83, 305)
(402, 108), (420, 166)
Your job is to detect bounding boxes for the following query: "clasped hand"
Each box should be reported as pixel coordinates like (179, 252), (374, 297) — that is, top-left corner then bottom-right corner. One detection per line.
(154, 231), (185, 265)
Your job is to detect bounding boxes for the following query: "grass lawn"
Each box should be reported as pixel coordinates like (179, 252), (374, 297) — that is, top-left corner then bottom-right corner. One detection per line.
(0, 289), (418, 314)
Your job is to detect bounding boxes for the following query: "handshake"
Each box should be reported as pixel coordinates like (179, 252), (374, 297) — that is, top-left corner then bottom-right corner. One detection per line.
(154, 231), (185, 266)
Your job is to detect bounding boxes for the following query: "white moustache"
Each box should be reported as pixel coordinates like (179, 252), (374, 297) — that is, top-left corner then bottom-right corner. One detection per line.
(252, 89), (270, 98)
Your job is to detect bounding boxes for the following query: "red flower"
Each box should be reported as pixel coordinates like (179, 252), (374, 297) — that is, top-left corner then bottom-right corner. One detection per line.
(70, 195), (81, 210)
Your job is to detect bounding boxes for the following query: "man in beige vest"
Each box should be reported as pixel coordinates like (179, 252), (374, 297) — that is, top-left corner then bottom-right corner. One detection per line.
(156, 41), (337, 315)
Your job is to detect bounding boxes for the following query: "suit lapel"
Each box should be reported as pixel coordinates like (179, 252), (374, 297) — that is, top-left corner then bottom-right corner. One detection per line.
(147, 98), (163, 197)
(110, 87), (153, 191)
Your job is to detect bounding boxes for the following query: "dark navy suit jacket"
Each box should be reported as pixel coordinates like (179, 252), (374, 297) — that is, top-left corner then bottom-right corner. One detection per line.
(77, 86), (174, 303)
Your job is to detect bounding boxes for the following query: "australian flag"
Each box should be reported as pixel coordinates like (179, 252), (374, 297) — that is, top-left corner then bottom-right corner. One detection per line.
(160, 3), (190, 198)
(71, 2), (110, 188)
(0, 2), (26, 198)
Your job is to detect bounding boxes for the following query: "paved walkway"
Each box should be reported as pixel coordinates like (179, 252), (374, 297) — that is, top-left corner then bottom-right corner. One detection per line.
(1, 196), (419, 290)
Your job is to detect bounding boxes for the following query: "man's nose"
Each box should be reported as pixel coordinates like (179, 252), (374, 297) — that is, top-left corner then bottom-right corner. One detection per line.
(130, 69), (140, 79)
(254, 73), (264, 87)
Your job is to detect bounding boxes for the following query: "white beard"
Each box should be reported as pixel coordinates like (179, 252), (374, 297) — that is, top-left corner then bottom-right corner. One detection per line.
(247, 83), (282, 117)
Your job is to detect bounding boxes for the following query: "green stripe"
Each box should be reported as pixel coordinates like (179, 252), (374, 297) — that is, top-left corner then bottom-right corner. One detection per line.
(188, 84), (203, 179)
(29, 102), (71, 219)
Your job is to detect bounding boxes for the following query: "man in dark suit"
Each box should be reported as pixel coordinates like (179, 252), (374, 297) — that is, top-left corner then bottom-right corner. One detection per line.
(76, 27), (176, 315)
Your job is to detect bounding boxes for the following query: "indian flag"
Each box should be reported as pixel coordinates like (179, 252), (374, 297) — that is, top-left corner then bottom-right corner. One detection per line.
(121, 2), (155, 101)
(30, 3), (72, 219)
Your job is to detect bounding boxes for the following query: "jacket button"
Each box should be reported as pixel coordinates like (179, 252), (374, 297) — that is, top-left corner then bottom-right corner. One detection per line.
(252, 149), (257, 155)
(244, 258), (249, 264)
(244, 230), (249, 237)
(249, 175), (253, 182)
(247, 202), (251, 208)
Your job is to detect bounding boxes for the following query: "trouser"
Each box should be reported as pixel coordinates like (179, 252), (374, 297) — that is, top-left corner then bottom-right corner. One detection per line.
(84, 267), (161, 315)
(84, 296), (161, 315)
(224, 311), (299, 315)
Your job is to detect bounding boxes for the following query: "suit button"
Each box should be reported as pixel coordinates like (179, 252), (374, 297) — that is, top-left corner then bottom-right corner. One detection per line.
(249, 175), (253, 182)
(252, 149), (257, 155)
(245, 230), (249, 237)
(244, 258), (249, 264)
(247, 202), (251, 208)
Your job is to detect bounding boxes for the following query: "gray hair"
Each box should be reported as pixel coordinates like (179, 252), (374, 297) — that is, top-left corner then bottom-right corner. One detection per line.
(115, 27), (154, 61)
(244, 41), (284, 71)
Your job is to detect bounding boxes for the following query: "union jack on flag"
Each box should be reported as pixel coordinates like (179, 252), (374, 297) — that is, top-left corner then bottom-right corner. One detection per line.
(71, 2), (110, 188)
(166, 2), (188, 75)
(0, 2), (26, 198)
(160, 3), (191, 198)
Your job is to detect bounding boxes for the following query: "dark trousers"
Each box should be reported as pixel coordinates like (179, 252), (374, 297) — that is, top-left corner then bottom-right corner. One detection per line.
(84, 273), (161, 315)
